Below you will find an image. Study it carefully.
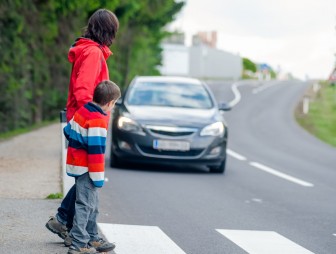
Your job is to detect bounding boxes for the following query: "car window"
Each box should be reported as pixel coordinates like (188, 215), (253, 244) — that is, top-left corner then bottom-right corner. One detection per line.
(127, 82), (214, 109)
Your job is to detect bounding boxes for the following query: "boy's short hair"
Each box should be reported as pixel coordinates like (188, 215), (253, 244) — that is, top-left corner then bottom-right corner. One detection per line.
(84, 9), (119, 46)
(93, 80), (121, 106)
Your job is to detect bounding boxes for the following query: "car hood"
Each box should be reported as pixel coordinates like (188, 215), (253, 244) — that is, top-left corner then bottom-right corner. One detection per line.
(124, 105), (220, 128)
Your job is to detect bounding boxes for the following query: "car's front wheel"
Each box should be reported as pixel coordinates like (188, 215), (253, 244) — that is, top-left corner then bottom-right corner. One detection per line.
(209, 159), (226, 174)
(110, 150), (120, 168)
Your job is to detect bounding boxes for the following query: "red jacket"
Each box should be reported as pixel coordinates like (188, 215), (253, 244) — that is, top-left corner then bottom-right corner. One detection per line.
(66, 38), (112, 122)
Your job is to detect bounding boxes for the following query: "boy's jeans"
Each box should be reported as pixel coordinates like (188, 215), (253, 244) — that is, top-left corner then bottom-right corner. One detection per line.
(69, 173), (100, 248)
(57, 184), (76, 229)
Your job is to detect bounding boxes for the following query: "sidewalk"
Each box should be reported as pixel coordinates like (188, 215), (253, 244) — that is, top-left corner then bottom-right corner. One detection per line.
(0, 123), (70, 253)
(0, 123), (117, 254)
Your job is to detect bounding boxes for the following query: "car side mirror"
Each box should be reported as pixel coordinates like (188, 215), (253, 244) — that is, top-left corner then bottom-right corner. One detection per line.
(116, 97), (123, 106)
(218, 102), (231, 111)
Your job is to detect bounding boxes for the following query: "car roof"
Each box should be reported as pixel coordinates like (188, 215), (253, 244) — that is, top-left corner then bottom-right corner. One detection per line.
(133, 76), (203, 85)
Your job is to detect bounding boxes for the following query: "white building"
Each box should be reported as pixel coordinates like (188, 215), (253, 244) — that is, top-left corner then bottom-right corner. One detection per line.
(159, 43), (242, 80)
(159, 44), (189, 76)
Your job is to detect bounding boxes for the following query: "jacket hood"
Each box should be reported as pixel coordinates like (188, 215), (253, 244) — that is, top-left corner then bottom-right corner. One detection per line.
(68, 37), (112, 63)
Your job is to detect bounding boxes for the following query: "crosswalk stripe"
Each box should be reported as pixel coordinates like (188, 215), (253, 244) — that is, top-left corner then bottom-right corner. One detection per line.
(217, 229), (314, 254)
(98, 223), (186, 254)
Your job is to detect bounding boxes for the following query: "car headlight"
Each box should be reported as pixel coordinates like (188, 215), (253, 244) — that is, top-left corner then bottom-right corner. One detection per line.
(200, 122), (225, 137)
(117, 116), (144, 134)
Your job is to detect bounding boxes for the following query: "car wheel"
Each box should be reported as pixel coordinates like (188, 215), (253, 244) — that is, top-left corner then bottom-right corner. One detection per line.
(209, 159), (226, 174)
(110, 151), (120, 168)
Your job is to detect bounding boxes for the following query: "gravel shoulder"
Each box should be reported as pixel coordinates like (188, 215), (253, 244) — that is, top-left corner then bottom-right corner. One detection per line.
(0, 123), (66, 253)
(0, 123), (61, 198)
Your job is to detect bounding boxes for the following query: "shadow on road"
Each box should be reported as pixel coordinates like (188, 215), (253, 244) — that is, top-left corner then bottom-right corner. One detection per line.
(109, 162), (210, 175)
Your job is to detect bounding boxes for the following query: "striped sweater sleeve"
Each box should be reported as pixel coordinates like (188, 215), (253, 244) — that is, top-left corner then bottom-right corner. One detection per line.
(63, 120), (72, 141)
(87, 118), (107, 188)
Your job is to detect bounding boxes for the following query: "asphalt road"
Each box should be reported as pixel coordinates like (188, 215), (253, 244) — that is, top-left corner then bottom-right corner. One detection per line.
(99, 80), (336, 254)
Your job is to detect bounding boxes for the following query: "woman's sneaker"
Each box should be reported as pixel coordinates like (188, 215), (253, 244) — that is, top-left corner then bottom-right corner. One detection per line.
(67, 245), (97, 254)
(64, 235), (72, 247)
(45, 216), (69, 239)
(89, 238), (116, 253)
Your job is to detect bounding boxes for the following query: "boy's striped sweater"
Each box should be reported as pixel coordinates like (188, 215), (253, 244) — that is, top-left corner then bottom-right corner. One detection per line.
(64, 102), (107, 188)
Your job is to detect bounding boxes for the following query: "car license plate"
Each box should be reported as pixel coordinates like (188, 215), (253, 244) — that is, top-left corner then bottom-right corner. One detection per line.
(153, 140), (190, 151)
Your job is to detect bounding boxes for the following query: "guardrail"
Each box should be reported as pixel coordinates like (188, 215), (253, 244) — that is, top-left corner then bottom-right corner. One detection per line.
(60, 109), (75, 194)
(302, 82), (321, 115)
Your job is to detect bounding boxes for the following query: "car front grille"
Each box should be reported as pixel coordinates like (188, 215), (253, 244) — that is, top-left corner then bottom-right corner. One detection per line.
(138, 145), (203, 157)
(145, 125), (198, 137)
(149, 129), (195, 136)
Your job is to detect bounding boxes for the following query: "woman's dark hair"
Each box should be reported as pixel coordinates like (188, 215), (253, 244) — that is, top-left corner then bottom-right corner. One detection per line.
(84, 9), (119, 47)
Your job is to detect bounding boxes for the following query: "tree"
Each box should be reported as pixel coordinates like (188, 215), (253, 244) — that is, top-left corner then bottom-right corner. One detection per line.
(0, 0), (184, 133)
(110, 0), (184, 86)
(243, 57), (257, 73)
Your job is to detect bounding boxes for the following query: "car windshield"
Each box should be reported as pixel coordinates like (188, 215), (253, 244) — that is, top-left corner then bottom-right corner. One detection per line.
(126, 81), (214, 109)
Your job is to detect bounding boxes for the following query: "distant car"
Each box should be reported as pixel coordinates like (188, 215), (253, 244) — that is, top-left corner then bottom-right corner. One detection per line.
(110, 76), (231, 173)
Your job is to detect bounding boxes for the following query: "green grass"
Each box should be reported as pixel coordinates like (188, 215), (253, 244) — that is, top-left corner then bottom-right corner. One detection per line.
(46, 192), (63, 199)
(0, 119), (58, 141)
(296, 83), (336, 147)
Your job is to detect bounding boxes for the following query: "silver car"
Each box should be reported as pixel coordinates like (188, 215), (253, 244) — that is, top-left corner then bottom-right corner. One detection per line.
(110, 76), (231, 173)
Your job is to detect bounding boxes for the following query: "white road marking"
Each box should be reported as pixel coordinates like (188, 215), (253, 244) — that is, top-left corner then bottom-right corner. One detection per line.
(252, 82), (279, 94)
(228, 80), (262, 107)
(251, 198), (263, 203)
(227, 149), (247, 161)
(217, 229), (315, 254)
(333, 234), (336, 237)
(98, 223), (186, 254)
(249, 162), (314, 187)
(228, 82), (242, 107)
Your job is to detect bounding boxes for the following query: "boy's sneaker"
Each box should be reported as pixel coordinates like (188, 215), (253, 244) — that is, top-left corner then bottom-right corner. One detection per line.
(89, 238), (116, 253)
(67, 245), (97, 254)
(45, 216), (69, 239)
(66, 237), (115, 253)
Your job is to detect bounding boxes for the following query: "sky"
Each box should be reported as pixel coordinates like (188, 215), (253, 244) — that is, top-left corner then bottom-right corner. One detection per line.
(168, 0), (336, 80)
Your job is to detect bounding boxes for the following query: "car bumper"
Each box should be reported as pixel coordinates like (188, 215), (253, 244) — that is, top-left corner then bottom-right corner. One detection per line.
(111, 129), (228, 167)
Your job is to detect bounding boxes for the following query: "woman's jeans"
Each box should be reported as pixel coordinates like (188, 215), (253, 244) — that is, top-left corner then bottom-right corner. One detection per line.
(56, 184), (76, 229)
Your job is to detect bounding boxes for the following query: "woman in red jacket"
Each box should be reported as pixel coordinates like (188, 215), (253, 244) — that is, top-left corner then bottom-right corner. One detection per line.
(46, 9), (119, 253)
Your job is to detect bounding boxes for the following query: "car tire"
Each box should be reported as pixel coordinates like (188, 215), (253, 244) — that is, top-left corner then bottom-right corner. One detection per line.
(209, 159), (226, 174)
(110, 151), (120, 168)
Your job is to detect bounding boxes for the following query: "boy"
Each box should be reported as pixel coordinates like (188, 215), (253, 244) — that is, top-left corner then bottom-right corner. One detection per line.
(64, 80), (121, 254)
